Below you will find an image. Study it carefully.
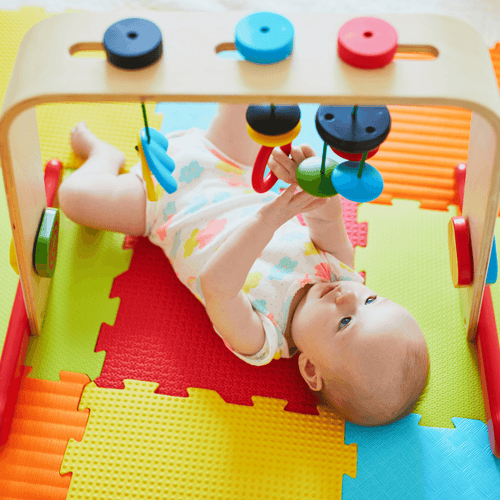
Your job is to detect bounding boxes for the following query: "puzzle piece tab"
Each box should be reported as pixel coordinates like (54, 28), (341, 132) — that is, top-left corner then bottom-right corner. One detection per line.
(418, 417), (500, 498)
(0, 370), (89, 500)
(26, 212), (133, 382)
(344, 414), (426, 500)
(61, 380), (357, 500)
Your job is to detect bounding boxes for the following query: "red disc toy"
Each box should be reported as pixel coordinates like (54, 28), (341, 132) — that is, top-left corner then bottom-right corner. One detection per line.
(338, 17), (398, 69)
(331, 146), (379, 161)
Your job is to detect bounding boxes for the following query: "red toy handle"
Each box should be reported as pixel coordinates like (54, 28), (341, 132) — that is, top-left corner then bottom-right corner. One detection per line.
(252, 143), (292, 193)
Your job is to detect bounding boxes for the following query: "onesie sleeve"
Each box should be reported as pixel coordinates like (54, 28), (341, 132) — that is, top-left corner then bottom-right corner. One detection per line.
(212, 311), (279, 366)
(129, 162), (161, 238)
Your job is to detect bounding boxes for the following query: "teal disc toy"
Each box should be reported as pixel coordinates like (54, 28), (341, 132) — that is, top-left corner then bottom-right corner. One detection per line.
(140, 127), (177, 194)
(331, 161), (384, 202)
(235, 12), (294, 64)
(296, 157), (338, 197)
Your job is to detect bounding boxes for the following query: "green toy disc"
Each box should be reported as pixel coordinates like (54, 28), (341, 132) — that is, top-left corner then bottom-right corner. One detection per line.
(296, 156), (338, 197)
(33, 207), (60, 278)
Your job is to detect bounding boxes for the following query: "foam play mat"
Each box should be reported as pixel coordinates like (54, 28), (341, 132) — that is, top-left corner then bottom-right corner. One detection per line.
(1, 7), (500, 500)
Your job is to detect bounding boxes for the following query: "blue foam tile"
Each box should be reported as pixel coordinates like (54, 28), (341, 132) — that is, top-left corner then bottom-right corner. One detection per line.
(344, 413), (426, 500)
(156, 102), (342, 195)
(418, 417), (500, 499)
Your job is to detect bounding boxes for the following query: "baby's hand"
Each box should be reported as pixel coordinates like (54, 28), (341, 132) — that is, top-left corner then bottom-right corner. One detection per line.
(268, 144), (316, 185)
(255, 183), (328, 229)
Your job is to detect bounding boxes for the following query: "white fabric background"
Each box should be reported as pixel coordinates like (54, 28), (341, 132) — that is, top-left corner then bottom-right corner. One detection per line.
(0, 0), (498, 47)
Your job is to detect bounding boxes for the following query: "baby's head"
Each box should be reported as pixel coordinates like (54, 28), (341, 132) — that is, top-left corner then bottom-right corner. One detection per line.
(291, 281), (430, 426)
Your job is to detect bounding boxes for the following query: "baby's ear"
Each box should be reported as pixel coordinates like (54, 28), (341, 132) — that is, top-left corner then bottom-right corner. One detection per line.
(298, 353), (322, 391)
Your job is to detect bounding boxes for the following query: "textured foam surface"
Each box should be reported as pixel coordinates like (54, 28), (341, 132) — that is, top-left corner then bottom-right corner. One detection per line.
(356, 199), (485, 428)
(25, 208), (132, 382)
(61, 380), (357, 500)
(1, 7), (500, 500)
(0, 370), (89, 500)
(418, 417), (500, 499)
(344, 415), (500, 500)
(344, 414), (426, 500)
(94, 236), (322, 414)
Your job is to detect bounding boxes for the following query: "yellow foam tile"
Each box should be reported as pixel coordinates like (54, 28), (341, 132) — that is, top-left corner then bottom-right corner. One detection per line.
(61, 380), (357, 500)
(355, 199), (485, 429)
(36, 101), (162, 173)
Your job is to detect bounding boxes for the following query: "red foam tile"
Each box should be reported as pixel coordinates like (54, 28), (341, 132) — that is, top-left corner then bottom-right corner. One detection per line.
(94, 201), (367, 415)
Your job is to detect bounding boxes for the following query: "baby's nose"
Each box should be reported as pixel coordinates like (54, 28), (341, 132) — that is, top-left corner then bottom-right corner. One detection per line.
(335, 291), (355, 304)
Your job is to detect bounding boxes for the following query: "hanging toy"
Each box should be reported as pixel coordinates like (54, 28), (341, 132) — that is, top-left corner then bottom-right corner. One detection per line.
(295, 140), (338, 198)
(246, 104), (301, 193)
(312, 104), (389, 202)
(136, 103), (177, 201)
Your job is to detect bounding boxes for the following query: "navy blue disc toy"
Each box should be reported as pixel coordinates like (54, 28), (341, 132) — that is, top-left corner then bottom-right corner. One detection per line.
(316, 105), (391, 154)
(103, 18), (163, 70)
(246, 105), (300, 136)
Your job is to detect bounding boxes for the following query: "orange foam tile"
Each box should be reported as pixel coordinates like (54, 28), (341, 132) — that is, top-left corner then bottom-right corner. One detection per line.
(368, 43), (500, 212)
(0, 370), (90, 500)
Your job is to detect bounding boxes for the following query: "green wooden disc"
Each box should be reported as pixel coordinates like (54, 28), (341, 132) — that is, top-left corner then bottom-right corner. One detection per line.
(296, 156), (338, 197)
(33, 208), (60, 278)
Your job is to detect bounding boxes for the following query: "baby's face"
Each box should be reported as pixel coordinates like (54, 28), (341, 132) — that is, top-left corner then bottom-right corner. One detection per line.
(291, 281), (426, 392)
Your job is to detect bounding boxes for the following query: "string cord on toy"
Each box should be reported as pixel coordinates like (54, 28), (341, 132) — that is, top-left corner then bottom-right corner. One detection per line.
(141, 102), (151, 143)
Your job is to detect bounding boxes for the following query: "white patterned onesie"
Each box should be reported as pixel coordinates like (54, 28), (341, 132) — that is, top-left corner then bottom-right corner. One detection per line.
(131, 128), (364, 366)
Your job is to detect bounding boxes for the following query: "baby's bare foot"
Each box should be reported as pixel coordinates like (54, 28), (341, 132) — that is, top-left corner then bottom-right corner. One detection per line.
(71, 122), (125, 167)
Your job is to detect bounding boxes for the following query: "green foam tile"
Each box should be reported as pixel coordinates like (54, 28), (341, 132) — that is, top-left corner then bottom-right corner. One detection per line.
(355, 199), (485, 428)
(25, 171), (133, 382)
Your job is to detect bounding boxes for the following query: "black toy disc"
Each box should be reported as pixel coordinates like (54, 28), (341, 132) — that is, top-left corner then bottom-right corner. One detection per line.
(315, 106), (391, 154)
(103, 18), (163, 70)
(246, 105), (301, 136)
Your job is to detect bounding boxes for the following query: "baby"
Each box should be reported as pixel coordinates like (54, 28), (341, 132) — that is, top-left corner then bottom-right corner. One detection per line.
(58, 103), (430, 427)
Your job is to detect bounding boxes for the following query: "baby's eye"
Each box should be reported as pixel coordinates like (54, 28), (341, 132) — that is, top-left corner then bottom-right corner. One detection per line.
(365, 296), (377, 304)
(339, 317), (351, 329)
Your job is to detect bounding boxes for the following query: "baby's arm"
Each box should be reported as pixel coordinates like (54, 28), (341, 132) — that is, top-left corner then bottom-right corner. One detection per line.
(200, 184), (327, 355)
(269, 145), (355, 268)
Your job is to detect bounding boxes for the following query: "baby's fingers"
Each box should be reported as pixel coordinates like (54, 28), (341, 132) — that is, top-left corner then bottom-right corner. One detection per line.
(269, 148), (297, 184)
(289, 189), (326, 209)
(289, 144), (316, 164)
(302, 197), (329, 213)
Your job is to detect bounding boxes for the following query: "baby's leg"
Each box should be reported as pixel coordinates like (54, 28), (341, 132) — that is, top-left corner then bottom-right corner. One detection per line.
(58, 123), (146, 236)
(204, 104), (261, 166)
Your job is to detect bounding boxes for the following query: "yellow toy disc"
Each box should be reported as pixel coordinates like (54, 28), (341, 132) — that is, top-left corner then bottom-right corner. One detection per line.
(247, 122), (301, 147)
